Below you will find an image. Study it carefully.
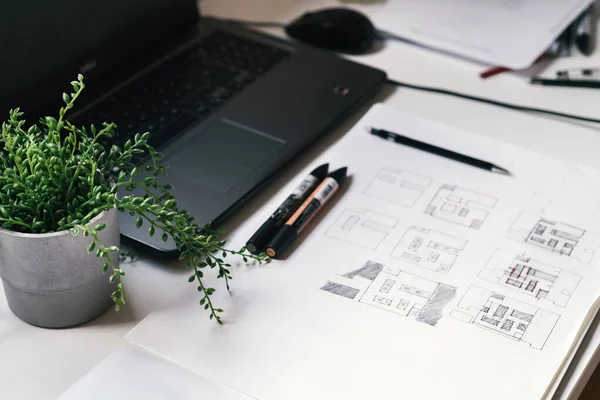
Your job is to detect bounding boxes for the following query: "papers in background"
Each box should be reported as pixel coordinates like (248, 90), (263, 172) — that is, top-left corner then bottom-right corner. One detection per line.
(343, 0), (596, 69)
(205, 0), (594, 69)
(124, 103), (600, 400)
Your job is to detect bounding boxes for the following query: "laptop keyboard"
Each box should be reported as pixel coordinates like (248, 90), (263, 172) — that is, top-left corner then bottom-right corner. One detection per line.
(75, 30), (290, 160)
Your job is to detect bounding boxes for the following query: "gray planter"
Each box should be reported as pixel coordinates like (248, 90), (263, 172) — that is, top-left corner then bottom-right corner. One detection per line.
(0, 208), (120, 328)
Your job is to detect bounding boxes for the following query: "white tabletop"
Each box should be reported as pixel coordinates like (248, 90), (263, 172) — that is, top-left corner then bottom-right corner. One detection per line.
(4, 1), (600, 399)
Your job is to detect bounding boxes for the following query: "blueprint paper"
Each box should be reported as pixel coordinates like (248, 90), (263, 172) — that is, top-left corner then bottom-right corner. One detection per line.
(126, 103), (600, 400)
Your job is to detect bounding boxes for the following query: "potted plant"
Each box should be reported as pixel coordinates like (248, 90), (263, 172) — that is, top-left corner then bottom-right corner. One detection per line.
(0, 75), (268, 328)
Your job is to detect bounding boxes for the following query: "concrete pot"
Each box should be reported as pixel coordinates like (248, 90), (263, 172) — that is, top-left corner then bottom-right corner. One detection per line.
(0, 208), (120, 328)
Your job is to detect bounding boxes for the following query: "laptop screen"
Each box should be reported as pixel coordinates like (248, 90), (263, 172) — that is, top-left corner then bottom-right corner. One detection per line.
(0, 0), (198, 115)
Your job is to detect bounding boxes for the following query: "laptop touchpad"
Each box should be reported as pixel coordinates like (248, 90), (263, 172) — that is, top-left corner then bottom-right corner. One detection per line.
(163, 119), (286, 193)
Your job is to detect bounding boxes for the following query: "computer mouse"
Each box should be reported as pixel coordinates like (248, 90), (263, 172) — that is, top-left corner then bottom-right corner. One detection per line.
(285, 8), (377, 54)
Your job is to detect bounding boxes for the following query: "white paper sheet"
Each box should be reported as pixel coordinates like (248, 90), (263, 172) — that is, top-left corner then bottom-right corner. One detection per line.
(57, 344), (253, 400)
(347, 0), (596, 69)
(126, 103), (600, 400)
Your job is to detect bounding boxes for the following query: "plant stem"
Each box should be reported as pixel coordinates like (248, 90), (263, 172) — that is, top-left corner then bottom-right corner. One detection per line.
(64, 124), (112, 205)
(78, 224), (126, 309)
(192, 263), (221, 323)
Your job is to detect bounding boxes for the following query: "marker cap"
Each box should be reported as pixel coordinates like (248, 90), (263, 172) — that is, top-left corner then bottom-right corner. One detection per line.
(265, 225), (298, 259)
(246, 219), (278, 254)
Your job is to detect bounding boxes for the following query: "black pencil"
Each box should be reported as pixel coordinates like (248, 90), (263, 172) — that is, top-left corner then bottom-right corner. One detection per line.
(366, 126), (510, 175)
(530, 77), (600, 89)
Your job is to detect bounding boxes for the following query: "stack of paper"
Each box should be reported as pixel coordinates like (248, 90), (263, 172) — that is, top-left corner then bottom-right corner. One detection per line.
(94, 103), (600, 400)
(341, 0), (596, 68)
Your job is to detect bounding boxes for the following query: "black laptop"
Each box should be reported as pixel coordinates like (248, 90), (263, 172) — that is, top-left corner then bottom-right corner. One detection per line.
(0, 0), (386, 256)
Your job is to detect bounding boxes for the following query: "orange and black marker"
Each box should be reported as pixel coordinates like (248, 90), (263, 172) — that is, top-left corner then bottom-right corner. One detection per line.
(245, 163), (329, 254)
(266, 167), (347, 259)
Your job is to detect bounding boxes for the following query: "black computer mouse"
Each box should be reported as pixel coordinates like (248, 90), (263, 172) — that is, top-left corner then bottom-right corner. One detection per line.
(285, 8), (377, 54)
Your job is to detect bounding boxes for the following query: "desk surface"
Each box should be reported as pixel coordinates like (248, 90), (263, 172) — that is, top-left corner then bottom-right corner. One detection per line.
(2, 0), (600, 399)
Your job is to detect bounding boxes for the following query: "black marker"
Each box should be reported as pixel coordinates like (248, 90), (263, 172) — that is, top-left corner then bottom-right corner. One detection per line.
(245, 163), (329, 254)
(266, 167), (347, 259)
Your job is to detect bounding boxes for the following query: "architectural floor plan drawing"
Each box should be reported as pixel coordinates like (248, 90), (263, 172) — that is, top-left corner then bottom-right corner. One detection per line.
(507, 212), (599, 264)
(320, 260), (457, 326)
(424, 184), (498, 229)
(451, 286), (559, 350)
(478, 249), (581, 307)
(391, 226), (468, 273)
(325, 209), (399, 250)
(363, 167), (432, 207)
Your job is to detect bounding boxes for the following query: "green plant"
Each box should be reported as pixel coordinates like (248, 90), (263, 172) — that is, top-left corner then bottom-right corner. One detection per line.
(0, 75), (269, 323)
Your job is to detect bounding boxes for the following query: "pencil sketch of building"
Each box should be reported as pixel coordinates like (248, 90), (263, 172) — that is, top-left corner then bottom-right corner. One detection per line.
(424, 184), (498, 229)
(507, 212), (599, 264)
(325, 209), (398, 250)
(321, 260), (456, 326)
(391, 226), (468, 273)
(478, 249), (581, 307)
(451, 286), (559, 350)
(363, 167), (432, 207)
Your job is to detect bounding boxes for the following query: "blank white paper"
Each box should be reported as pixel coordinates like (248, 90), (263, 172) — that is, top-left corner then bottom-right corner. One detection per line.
(58, 344), (254, 400)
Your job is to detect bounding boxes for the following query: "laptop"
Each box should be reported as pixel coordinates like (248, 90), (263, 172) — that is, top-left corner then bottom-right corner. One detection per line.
(0, 0), (386, 257)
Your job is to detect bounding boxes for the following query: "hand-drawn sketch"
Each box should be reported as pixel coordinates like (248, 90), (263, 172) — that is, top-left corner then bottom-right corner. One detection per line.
(320, 260), (457, 326)
(507, 212), (600, 264)
(451, 286), (559, 350)
(424, 184), (498, 229)
(391, 226), (468, 273)
(325, 209), (398, 250)
(320, 281), (360, 300)
(363, 168), (432, 207)
(478, 249), (581, 307)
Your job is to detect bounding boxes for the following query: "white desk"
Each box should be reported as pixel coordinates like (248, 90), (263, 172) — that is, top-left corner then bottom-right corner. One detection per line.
(3, 1), (600, 399)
